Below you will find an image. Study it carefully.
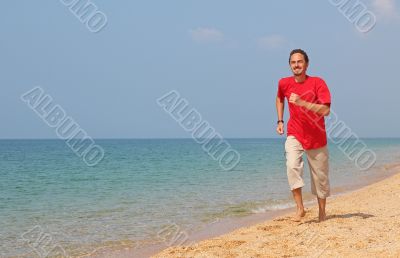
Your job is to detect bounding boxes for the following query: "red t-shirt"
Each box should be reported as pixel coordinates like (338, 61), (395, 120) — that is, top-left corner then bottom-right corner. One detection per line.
(277, 75), (331, 150)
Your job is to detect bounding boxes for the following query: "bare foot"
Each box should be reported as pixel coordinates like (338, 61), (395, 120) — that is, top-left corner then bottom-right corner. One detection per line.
(318, 212), (326, 222)
(292, 209), (305, 222)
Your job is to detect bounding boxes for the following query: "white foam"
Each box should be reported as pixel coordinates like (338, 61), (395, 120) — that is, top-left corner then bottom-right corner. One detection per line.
(251, 199), (315, 213)
(251, 202), (295, 213)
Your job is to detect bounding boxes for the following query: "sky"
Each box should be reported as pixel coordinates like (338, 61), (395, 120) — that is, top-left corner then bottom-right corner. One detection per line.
(1, 0), (399, 139)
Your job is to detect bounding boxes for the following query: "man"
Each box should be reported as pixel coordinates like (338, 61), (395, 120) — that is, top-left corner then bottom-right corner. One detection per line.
(276, 49), (331, 222)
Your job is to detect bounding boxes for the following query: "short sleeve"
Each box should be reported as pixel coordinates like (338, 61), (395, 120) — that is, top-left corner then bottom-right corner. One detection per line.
(277, 79), (285, 102)
(316, 78), (331, 105)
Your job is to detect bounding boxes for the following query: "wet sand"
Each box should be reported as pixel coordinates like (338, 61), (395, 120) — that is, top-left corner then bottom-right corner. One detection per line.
(152, 168), (400, 257)
(83, 163), (400, 258)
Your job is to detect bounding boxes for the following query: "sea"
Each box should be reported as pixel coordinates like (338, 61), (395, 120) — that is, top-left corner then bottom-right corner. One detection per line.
(1, 138), (400, 257)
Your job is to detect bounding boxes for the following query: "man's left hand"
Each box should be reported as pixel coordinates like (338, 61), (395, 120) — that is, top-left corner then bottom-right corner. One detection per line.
(289, 93), (330, 116)
(289, 93), (303, 106)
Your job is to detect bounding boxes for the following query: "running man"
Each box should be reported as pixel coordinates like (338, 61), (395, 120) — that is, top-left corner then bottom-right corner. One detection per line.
(276, 49), (331, 222)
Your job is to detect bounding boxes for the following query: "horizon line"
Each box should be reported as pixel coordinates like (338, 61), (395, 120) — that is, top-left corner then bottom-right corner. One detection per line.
(1, 137), (400, 140)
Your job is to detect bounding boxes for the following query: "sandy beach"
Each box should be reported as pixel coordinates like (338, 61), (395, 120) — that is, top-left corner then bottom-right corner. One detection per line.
(152, 168), (400, 257)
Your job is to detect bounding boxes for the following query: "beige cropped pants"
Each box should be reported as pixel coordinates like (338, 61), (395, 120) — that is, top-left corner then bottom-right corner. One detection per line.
(285, 136), (330, 199)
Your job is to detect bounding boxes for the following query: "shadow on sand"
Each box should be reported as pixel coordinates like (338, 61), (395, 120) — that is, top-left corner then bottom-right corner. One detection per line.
(301, 212), (375, 224)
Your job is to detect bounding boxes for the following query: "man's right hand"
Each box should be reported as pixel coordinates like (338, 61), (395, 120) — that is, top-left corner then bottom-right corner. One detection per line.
(276, 123), (284, 135)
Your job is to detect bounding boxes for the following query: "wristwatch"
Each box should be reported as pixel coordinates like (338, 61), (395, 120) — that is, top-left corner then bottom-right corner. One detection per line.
(277, 120), (284, 124)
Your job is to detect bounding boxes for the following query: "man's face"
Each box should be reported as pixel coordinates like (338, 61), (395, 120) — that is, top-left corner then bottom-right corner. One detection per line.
(289, 53), (308, 76)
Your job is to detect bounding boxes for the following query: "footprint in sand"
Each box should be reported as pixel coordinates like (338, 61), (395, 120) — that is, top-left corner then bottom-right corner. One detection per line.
(257, 225), (282, 231)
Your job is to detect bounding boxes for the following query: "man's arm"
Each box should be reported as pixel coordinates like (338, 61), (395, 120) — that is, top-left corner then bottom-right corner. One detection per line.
(289, 93), (330, 116)
(276, 97), (285, 135)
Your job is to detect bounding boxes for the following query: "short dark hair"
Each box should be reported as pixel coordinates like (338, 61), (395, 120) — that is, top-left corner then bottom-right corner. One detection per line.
(289, 49), (309, 64)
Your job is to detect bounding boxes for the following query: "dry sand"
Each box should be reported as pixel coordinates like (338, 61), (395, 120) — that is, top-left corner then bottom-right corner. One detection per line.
(152, 171), (400, 257)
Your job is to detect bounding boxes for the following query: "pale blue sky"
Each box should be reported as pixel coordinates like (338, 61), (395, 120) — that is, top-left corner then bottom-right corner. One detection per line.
(1, 0), (399, 138)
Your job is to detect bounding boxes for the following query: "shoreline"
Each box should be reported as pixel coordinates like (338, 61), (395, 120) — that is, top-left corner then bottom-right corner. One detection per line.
(152, 166), (400, 257)
(84, 162), (400, 258)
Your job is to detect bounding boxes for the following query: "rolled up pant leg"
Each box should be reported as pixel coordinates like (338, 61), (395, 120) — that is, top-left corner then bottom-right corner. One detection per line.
(306, 146), (330, 199)
(285, 136), (305, 190)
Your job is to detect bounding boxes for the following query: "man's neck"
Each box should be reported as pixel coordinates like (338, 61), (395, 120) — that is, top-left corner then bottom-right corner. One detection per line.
(294, 74), (307, 83)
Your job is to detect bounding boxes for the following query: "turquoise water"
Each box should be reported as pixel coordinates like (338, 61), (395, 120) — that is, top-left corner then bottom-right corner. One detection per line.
(1, 138), (400, 256)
